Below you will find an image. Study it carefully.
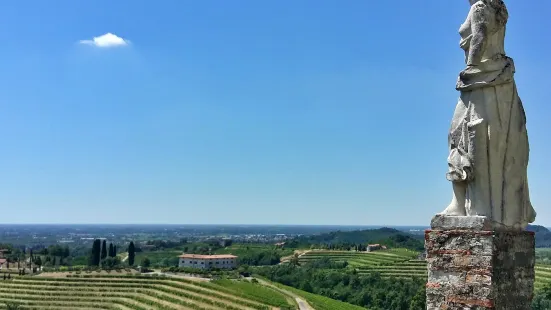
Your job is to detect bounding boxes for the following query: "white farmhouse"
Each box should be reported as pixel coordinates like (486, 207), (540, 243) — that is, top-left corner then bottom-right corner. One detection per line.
(178, 254), (237, 270)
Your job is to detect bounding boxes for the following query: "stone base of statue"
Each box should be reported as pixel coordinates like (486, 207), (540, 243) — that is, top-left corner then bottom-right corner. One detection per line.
(425, 215), (535, 310)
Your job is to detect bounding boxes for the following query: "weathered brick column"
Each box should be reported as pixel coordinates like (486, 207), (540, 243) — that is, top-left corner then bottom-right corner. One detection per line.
(425, 215), (535, 310)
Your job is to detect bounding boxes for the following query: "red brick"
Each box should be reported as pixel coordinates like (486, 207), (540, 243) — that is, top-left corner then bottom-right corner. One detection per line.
(426, 282), (441, 288)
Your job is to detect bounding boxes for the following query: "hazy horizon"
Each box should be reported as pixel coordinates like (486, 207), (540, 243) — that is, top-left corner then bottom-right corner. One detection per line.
(1, 1), (550, 226)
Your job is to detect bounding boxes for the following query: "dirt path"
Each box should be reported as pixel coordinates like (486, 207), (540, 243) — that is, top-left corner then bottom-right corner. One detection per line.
(255, 278), (314, 310)
(280, 250), (311, 264)
(296, 298), (310, 310)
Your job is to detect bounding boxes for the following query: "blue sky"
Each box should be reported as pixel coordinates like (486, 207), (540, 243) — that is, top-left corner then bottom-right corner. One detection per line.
(0, 1), (550, 225)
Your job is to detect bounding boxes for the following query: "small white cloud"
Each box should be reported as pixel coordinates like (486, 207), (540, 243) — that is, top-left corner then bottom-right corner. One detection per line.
(79, 33), (130, 48)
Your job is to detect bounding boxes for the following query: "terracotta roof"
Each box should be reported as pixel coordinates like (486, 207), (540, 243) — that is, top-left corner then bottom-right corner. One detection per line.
(178, 254), (237, 259)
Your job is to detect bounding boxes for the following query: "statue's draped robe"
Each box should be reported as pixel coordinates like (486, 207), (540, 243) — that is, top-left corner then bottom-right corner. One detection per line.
(446, 2), (536, 228)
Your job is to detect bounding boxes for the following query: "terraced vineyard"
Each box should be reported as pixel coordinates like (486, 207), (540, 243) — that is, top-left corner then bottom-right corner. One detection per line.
(298, 249), (418, 274)
(0, 274), (296, 309)
(535, 265), (551, 290)
(299, 249), (551, 290)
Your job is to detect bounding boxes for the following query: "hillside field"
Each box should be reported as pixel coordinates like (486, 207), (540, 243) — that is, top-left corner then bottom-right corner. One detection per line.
(298, 249), (551, 290)
(0, 274), (297, 309)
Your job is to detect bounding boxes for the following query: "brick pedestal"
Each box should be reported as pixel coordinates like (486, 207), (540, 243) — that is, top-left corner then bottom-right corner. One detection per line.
(425, 215), (535, 310)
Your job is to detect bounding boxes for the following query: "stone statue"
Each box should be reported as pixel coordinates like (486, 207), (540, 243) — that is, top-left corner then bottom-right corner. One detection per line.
(438, 0), (536, 230)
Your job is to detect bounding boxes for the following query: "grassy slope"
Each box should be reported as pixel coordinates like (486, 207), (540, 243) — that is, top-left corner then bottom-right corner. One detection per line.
(267, 280), (366, 310)
(214, 279), (294, 308)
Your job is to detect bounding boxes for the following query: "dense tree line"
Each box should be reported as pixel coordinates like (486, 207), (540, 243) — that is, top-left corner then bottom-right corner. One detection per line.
(295, 228), (425, 251)
(37, 245), (70, 258)
(35, 245), (71, 266)
(533, 284), (551, 309)
(145, 239), (188, 249)
(238, 249), (284, 266)
(88, 240), (120, 267)
(256, 257), (425, 310)
(184, 244), (218, 255)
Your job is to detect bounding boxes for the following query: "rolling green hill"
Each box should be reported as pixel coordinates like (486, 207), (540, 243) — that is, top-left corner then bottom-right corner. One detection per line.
(528, 225), (551, 248)
(297, 228), (424, 251)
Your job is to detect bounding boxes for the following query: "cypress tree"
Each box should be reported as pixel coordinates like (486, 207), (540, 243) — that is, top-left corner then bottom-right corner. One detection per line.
(108, 243), (114, 257)
(128, 242), (135, 266)
(34, 256), (42, 267)
(101, 240), (108, 260)
(90, 239), (101, 266)
(113, 245), (117, 256)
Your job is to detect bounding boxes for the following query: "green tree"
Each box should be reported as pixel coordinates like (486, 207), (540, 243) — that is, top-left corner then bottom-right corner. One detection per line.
(141, 257), (151, 268)
(300, 281), (313, 292)
(533, 284), (551, 310)
(101, 240), (108, 261)
(104, 257), (122, 268)
(108, 243), (115, 257)
(113, 245), (117, 256)
(290, 253), (300, 266)
(237, 264), (251, 276)
(89, 239), (101, 266)
(410, 286), (426, 310)
(128, 242), (135, 266)
(34, 256), (42, 268)
(63, 246), (70, 259)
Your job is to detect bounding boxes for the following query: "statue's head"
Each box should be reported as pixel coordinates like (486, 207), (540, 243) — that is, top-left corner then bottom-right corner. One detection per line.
(488, 0), (508, 26)
(468, 0), (508, 26)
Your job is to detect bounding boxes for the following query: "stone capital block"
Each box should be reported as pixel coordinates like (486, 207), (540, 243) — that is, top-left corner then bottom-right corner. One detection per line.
(425, 224), (535, 310)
